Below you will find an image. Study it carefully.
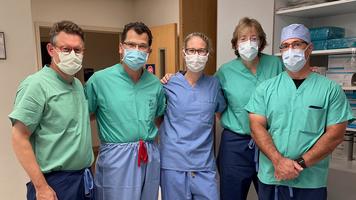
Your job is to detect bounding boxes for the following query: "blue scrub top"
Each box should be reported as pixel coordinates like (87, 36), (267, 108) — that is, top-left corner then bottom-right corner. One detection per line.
(159, 72), (226, 171)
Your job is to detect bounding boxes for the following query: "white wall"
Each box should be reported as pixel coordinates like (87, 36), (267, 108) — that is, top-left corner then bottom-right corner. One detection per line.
(217, 0), (275, 67)
(31, 0), (135, 29)
(133, 0), (179, 27)
(0, 0), (38, 199)
(32, 0), (180, 31)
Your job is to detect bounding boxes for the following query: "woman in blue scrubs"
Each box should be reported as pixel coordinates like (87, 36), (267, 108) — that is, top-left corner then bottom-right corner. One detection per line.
(159, 32), (226, 200)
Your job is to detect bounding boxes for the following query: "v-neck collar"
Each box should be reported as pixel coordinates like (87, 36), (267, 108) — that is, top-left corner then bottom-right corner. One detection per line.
(44, 65), (76, 87)
(116, 63), (148, 86)
(177, 71), (205, 89)
(236, 54), (264, 77)
(283, 71), (315, 93)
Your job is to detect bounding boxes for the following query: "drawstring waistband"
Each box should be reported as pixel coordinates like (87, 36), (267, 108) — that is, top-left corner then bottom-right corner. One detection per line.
(101, 140), (150, 167)
(289, 187), (294, 198)
(248, 139), (259, 172)
(84, 168), (94, 198)
(138, 139), (148, 167)
(248, 139), (255, 149)
(274, 185), (294, 200)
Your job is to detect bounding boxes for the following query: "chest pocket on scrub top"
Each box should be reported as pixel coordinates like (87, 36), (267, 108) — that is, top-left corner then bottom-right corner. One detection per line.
(302, 107), (326, 134)
(198, 101), (216, 124)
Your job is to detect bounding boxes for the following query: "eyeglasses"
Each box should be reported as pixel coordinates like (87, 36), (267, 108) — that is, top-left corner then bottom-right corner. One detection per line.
(279, 41), (308, 51)
(184, 48), (209, 56)
(55, 46), (84, 56)
(122, 41), (150, 51)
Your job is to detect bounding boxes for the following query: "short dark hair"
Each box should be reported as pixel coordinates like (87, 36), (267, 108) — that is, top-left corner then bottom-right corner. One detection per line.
(121, 22), (153, 46)
(49, 20), (84, 45)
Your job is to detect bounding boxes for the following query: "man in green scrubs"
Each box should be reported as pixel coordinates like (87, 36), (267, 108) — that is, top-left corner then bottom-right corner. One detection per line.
(9, 21), (94, 200)
(246, 24), (354, 200)
(85, 22), (165, 200)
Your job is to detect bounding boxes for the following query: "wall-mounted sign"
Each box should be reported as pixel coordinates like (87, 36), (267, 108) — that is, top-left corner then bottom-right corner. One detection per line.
(145, 64), (155, 74)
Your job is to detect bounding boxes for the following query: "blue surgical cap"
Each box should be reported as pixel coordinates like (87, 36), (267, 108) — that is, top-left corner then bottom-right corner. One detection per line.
(280, 24), (311, 44)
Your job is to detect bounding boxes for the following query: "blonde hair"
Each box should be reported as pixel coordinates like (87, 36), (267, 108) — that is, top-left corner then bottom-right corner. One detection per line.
(183, 32), (212, 53)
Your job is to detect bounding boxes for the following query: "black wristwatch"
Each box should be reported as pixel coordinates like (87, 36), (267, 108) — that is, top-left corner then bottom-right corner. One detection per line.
(294, 157), (307, 169)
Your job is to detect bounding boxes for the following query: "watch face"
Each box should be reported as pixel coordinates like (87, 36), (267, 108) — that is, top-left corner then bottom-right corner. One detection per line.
(295, 158), (306, 169)
(298, 158), (306, 168)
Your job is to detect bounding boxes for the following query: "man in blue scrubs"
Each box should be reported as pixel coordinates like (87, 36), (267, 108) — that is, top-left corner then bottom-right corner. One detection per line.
(159, 32), (226, 200)
(246, 24), (354, 200)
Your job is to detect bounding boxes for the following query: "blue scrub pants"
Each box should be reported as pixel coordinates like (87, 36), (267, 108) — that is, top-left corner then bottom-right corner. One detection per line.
(258, 180), (327, 200)
(95, 141), (160, 200)
(161, 169), (218, 200)
(26, 168), (95, 200)
(217, 129), (258, 200)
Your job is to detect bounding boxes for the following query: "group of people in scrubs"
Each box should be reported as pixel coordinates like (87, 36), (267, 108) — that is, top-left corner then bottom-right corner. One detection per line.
(160, 18), (353, 200)
(9, 16), (353, 200)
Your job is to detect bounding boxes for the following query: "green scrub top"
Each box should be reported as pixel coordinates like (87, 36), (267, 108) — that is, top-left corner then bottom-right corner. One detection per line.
(84, 63), (166, 143)
(9, 66), (94, 173)
(245, 71), (354, 188)
(215, 54), (283, 135)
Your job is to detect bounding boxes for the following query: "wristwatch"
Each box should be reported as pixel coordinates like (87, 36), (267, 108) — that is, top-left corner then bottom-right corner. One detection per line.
(294, 157), (307, 169)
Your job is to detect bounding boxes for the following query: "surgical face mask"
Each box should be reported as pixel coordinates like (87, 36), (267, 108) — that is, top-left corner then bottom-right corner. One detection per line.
(282, 47), (308, 72)
(122, 49), (148, 71)
(238, 40), (259, 61)
(184, 52), (209, 72)
(54, 50), (83, 76)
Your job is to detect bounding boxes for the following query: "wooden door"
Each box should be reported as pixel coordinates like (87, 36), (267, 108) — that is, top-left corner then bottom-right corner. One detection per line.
(147, 23), (178, 78)
(180, 0), (217, 75)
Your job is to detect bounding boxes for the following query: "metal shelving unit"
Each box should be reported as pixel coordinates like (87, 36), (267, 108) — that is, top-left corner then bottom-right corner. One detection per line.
(275, 48), (356, 56)
(275, 0), (356, 17)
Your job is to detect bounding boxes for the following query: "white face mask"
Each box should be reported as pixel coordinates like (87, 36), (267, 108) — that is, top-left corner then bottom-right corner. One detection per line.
(238, 40), (259, 61)
(282, 48), (307, 72)
(184, 52), (209, 72)
(54, 50), (83, 75)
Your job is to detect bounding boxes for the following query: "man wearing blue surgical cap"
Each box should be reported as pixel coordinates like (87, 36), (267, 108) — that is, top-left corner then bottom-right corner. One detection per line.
(245, 24), (354, 200)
